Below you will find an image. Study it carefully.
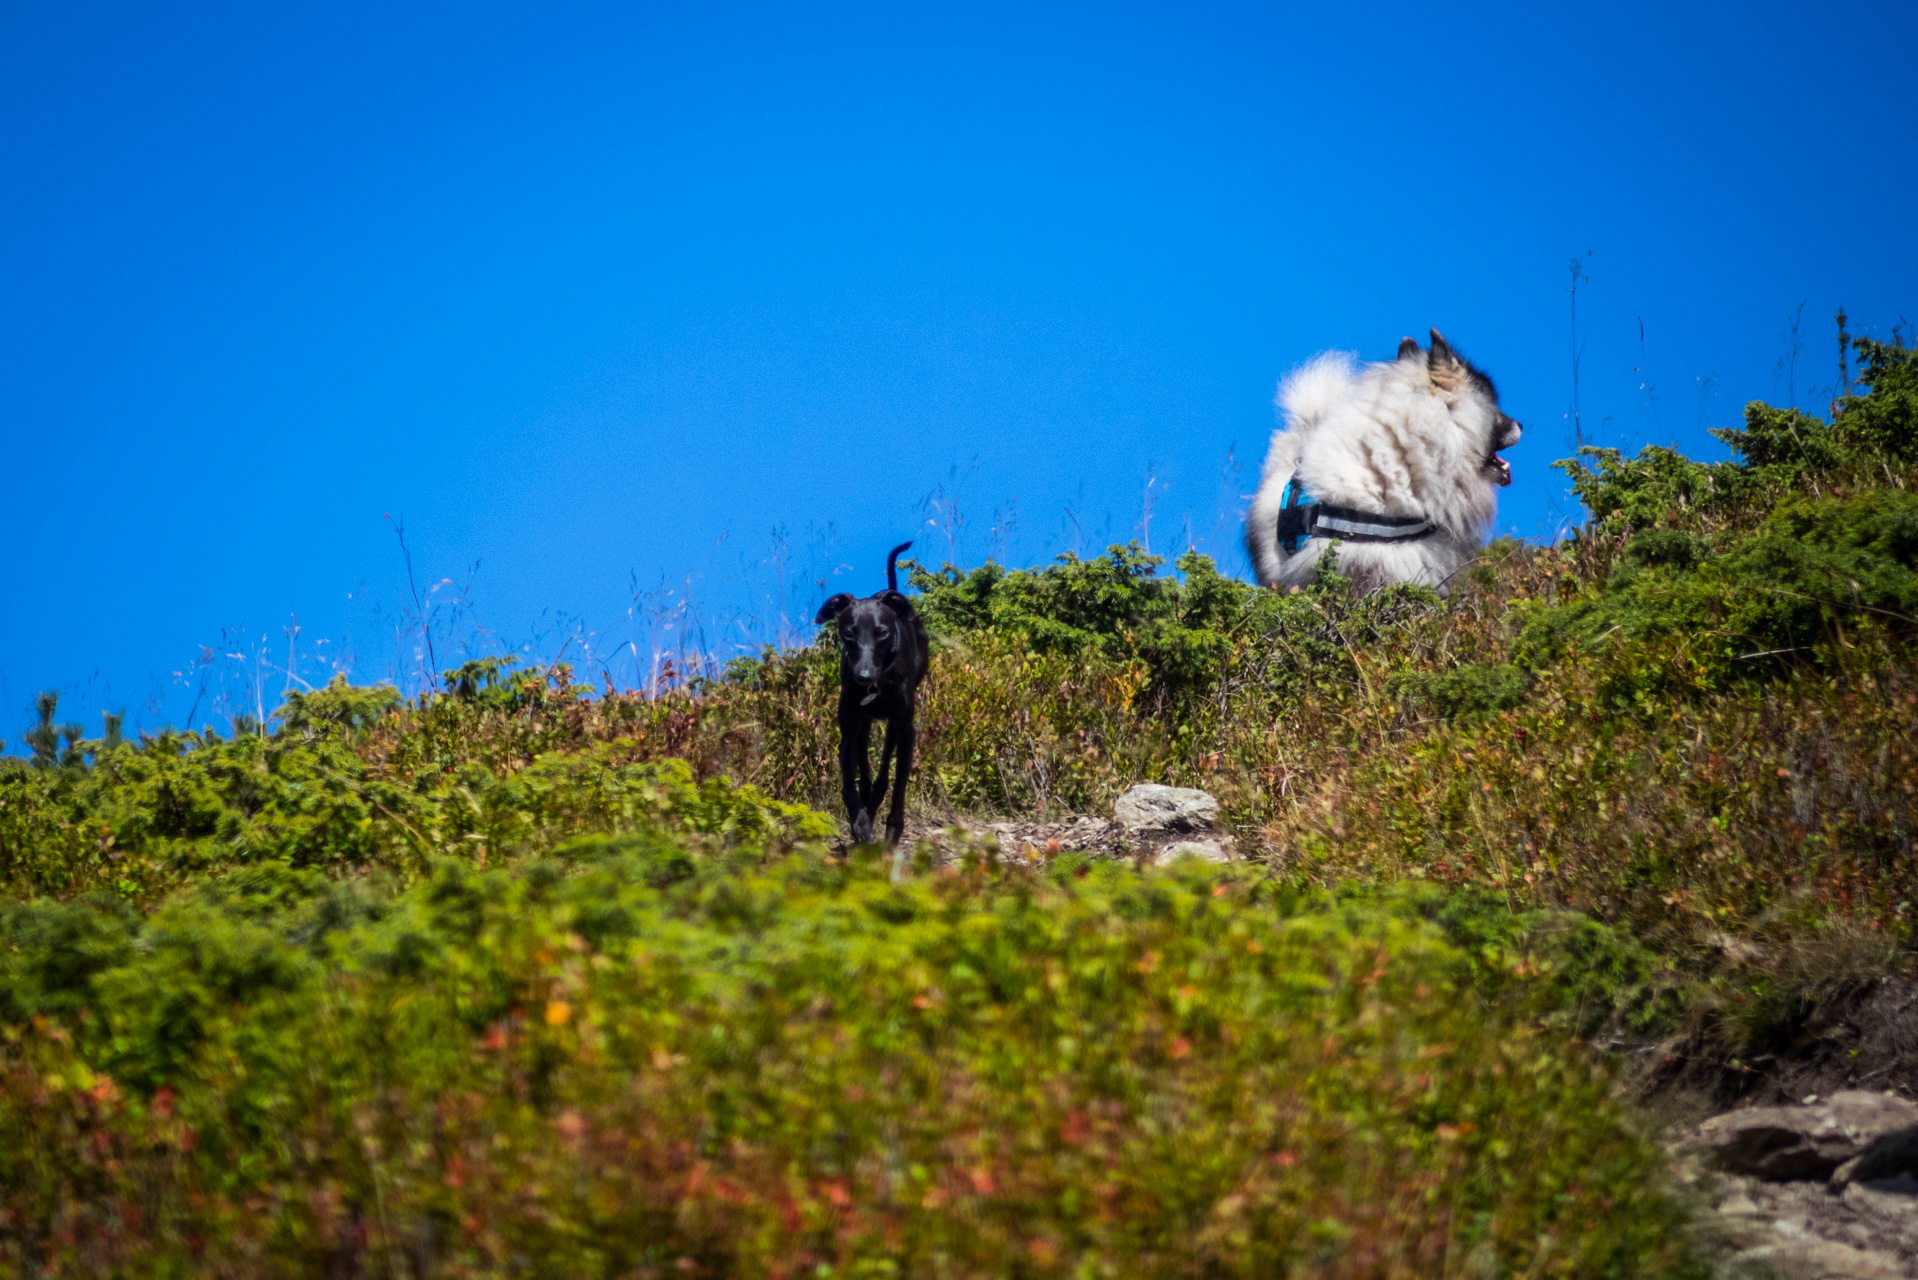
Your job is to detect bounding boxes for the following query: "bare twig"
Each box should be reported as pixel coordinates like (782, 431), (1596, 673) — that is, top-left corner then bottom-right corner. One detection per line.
(1566, 253), (1591, 450)
(387, 515), (440, 691)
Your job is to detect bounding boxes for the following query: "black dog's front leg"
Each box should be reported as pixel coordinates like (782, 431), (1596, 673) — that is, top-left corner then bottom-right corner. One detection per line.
(839, 702), (875, 844)
(883, 710), (914, 846)
(869, 718), (894, 817)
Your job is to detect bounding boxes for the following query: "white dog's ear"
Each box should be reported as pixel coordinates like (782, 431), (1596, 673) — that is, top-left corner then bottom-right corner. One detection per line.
(1427, 328), (1466, 394)
(1397, 336), (1421, 360)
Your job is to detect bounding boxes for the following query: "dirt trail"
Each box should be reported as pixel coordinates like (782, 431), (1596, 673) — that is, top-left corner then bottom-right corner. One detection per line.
(828, 812), (1238, 865)
(829, 815), (1128, 862)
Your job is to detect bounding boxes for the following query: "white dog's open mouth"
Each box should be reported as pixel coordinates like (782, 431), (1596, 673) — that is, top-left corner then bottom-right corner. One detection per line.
(1487, 455), (1513, 487)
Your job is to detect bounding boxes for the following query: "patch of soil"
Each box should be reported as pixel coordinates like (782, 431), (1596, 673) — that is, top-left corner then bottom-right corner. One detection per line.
(1734, 980), (1918, 1108)
(1646, 979), (1918, 1114)
(828, 815), (1132, 862)
(828, 811), (1241, 866)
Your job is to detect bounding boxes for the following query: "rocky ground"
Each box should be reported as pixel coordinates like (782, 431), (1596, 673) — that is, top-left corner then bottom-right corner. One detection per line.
(1679, 1090), (1918, 1278)
(832, 783), (1239, 866)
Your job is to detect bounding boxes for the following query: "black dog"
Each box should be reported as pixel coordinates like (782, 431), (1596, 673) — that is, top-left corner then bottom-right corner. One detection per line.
(814, 541), (929, 846)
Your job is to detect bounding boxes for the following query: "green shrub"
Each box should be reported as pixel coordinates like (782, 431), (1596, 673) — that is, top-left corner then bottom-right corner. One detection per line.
(1831, 336), (1918, 463)
(1716, 336), (1917, 475)
(0, 734), (827, 901)
(1513, 488), (1918, 683)
(0, 838), (1694, 1277)
(908, 543), (1260, 704)
(1553, 445), (1750, 533)
(278, 675), (404, 736)
(1389, 662), (1531, 721)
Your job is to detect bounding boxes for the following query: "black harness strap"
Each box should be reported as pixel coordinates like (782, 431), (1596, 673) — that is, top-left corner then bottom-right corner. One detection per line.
(1277, 474), (1435, 554)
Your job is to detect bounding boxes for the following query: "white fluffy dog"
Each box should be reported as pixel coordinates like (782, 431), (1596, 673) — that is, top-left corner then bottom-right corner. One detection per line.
(1244, 330), (1521, 595)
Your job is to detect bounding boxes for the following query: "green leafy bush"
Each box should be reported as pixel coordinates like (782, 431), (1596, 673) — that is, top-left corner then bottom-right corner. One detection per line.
(1513, 488), (1918, 682)
(0, 733), (826, 900)
(0, 837), (1692, 1277)
(1388, 662), (1531, 721)
(1553, 445), (1749, 533)
(1717, 336), (1917, 475)
(909, 543), (1256, 703)
(1832, 337), (1918, 462)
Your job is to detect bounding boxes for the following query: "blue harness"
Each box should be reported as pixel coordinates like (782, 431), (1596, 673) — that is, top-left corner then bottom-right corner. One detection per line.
(1276, 473), (1436, 555)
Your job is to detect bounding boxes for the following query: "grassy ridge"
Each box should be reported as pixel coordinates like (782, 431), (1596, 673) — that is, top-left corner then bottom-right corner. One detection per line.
(1, 330), (1913, 1274)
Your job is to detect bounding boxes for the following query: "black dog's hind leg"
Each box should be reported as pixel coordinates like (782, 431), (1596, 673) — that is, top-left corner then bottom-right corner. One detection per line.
(840, 711), (875, 844)
(883, 711), (914, 846)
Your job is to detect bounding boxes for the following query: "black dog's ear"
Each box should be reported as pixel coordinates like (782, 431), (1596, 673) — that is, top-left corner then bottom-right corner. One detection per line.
(1397, 336), (1421, 360)
(814, 594), (856, 626)
(876, 590), (915, 618)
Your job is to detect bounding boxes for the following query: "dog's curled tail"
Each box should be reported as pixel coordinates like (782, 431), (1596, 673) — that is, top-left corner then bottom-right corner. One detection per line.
(1275, 350), (1357, 432)
(885, 541), (913, 592)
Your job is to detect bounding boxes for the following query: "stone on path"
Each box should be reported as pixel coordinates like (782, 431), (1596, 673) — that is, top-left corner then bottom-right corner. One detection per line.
(1114, 783), (1220, 835)
(1156, 838), (1233, 864)
(1113, 784), (1235, 865)
(1722, 1235), (1906, 1280)
(1697, 1091), (1918, 1183)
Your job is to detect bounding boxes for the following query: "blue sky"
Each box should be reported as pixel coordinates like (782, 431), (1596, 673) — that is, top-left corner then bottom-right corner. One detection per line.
(4, 0), (1915, 742)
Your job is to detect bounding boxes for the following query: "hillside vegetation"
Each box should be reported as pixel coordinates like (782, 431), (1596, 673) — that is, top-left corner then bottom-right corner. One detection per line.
(0, 331), (1913, 1277)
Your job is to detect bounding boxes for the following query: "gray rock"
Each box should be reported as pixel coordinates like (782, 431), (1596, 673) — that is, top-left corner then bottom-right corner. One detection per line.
(1114, 784), (1220, 836)
(1850, 1173), (1918, 1203)
(1698, 1092), (1918, 1183)
(1732, 1236), (1905, 1279)
(1153, 837), (1234, 866)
